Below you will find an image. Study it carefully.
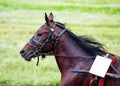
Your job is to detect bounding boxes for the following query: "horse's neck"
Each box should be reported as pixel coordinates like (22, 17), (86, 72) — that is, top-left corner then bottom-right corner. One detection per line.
(54, 34), (89, 74)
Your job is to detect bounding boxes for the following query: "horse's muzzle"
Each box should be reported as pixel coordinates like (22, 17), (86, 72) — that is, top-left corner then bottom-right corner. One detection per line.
(20, 50), (34, 61)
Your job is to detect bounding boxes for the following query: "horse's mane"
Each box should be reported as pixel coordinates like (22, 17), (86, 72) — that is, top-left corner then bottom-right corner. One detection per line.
(56, 22), (106, 56)
(66, 30), (106, 56)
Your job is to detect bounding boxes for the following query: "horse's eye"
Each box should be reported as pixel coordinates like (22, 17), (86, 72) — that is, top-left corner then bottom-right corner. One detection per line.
(37, 33), (42, 36)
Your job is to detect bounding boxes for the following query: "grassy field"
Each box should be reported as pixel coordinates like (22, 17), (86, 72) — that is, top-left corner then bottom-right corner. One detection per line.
(0, 0), (120, 86)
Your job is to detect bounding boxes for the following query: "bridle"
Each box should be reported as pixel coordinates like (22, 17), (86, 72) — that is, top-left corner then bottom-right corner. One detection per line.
(28, 21), (66, 65)
(28, 21), (97, 66)
(27, 21), (120, 73)
(27, 21), (120, 80)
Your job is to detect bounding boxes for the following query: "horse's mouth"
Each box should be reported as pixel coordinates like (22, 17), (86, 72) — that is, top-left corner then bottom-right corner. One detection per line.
(21, 52), (36, 61)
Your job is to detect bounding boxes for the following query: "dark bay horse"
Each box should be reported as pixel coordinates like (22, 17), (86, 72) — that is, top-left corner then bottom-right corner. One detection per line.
(20, 13), (120, 86)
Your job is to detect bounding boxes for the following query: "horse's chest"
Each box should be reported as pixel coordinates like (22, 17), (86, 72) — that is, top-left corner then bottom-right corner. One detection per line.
(61, 72), (89, 86)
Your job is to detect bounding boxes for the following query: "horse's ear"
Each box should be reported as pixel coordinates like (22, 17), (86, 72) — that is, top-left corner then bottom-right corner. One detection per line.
(48, 12), (54, 22)
(45, 13), (49, 25)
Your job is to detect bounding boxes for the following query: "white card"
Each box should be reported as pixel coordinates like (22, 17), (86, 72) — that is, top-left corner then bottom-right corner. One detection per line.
(89, 55), (112, 77)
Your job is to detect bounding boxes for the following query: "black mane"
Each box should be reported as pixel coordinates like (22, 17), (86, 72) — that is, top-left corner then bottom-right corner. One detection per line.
(66, 30), (106, 56)
(56, 22), (106, 56)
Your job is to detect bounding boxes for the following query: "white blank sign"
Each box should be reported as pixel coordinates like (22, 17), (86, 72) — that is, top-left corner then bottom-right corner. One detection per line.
(89, 55), (112, 77)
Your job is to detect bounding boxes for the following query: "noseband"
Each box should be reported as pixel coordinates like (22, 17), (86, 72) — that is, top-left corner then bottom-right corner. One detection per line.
(28, 22), (66, 65)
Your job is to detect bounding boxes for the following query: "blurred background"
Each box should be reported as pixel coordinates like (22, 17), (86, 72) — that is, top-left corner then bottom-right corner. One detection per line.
(0, 0), (120, 86)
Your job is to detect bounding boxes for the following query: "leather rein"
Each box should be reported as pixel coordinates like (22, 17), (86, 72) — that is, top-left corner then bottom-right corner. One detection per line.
(28, 22), (96, 66)
(28, 21), (120, 67)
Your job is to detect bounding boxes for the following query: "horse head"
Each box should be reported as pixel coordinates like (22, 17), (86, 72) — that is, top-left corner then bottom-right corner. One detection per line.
(20, 13), (66, 61)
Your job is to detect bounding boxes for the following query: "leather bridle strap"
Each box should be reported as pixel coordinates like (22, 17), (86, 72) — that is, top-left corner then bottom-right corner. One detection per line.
(28, 22), (66, 66)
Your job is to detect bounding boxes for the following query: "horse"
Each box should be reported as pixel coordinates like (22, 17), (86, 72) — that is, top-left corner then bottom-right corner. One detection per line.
(20, 13), (120, 86)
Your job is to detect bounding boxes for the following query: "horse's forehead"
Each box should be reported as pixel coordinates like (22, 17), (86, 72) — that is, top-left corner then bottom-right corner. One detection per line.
(37, 25), (49, 33)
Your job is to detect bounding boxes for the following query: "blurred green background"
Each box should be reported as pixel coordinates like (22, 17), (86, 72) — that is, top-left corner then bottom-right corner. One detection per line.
(0, 0), (120, 86)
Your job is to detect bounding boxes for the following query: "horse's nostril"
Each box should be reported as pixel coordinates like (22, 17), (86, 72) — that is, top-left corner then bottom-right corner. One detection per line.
(20, 50), (25, 54)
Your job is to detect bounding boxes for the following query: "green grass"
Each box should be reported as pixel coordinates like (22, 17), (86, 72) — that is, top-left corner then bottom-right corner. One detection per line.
(0, 0), (120, 14)
(0, 0), (120, 86)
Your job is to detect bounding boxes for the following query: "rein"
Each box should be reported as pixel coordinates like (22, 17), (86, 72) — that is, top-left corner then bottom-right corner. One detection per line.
(28, 21), (95, 66)
(36, 53), (95, 66)
(38, 53), (95, 58)
(28, 21), (120, 66)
